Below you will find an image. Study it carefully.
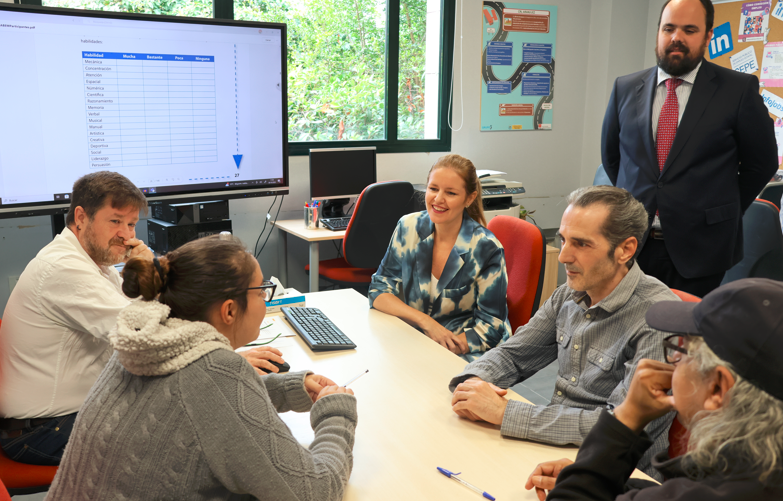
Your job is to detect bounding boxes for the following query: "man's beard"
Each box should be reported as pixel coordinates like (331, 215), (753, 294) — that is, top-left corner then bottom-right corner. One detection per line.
(656, 38), (706, 76)
(83, 224), (130, 266)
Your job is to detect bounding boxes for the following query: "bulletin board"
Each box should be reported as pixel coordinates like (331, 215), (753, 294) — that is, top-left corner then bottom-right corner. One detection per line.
(709, 0), (783, 166)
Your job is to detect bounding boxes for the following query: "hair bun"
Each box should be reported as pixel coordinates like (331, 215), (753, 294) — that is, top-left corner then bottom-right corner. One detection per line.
(121, 257), (168, 300)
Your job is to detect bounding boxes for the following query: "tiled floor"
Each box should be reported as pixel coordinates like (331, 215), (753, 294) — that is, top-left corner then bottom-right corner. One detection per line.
(509, 361), (559, 406)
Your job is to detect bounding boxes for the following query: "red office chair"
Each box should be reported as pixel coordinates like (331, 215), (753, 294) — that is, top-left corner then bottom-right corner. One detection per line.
(487, 216), (546, 332)
(665, 289), (700, 458)
(307, 181), (414, 289)
(722, 199), (783, 285)
(0, 318), (59, 496)
(669, 288), (701, 303)
(0, 479), (11, 501)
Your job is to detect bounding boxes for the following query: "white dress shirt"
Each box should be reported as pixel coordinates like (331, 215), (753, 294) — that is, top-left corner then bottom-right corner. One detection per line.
(651, 61), (702, 229)
(0, 228), (130, 419)
(652, 61), (701, 141)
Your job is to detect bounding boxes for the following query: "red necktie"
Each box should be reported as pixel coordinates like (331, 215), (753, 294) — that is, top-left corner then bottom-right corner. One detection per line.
(656, 78), (682, 172)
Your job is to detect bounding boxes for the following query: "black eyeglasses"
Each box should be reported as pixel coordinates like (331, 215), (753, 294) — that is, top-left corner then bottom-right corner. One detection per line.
(662, 334), (688, 364)
(247, 281), (277, 302)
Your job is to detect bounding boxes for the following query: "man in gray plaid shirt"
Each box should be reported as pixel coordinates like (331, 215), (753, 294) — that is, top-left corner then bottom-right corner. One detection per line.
(450, 186), (676, 481)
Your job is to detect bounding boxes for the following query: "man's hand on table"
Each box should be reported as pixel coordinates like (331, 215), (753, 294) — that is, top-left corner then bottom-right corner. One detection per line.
(525, 458), (574, 501)
(451, 378), (508, 424)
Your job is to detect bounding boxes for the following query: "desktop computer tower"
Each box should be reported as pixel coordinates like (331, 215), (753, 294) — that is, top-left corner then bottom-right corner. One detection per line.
(151, 200), (229, 225)
(147, 218), (232, 254)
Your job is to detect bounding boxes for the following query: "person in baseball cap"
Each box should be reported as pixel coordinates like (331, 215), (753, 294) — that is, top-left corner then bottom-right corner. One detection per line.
(524, 278), (783, 501)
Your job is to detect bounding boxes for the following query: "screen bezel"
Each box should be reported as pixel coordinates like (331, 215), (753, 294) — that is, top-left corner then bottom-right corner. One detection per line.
(308, 147), (377, 201)
(0, 3), (289, 219)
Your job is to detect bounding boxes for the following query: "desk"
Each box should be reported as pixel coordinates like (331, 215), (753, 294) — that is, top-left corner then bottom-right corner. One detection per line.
(267, 289), (651, 500)
(275, 219), (345, 292)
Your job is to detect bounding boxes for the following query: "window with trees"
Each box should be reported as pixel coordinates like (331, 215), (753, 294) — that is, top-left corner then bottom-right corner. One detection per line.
(36, 0), (454, 154)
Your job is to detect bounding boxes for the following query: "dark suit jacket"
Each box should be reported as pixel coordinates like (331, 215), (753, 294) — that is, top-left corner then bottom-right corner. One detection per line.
(601, 59), (777, 278)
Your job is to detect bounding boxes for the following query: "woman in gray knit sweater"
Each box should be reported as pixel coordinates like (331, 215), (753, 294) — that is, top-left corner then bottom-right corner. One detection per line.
(46, 236), (357, 500)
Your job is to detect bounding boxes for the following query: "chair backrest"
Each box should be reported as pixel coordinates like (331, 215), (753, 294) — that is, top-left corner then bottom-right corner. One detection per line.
(343, 181), (414, 269)
(758, 184), (783, 209)
(593, 164), (612, 186)
(670, 288), (701, 303)
(487, 216), (546, 332)
(0, 479), (10, 501)
(722, 199), (783, 285)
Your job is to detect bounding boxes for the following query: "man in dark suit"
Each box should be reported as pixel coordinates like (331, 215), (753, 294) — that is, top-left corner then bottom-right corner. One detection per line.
(601, 0), (778, 297)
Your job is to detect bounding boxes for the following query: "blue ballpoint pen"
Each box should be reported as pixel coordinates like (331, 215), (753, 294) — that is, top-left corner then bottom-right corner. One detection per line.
(437, 467), (496, 500)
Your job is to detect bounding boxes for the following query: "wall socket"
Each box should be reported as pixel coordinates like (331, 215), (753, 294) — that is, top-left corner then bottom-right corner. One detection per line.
(8, 275), (19, 293)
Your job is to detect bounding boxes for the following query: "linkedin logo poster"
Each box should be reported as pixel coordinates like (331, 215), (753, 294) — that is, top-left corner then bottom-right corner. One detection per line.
(709, 22), (734, 59)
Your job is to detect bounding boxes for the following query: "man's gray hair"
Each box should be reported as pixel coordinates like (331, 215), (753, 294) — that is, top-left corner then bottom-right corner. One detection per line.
(565, 186), (649, 257)
(683, 337), (783, 483)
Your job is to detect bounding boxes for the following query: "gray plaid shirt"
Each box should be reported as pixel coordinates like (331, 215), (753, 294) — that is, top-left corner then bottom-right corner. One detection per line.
(449, 262), (676, 481)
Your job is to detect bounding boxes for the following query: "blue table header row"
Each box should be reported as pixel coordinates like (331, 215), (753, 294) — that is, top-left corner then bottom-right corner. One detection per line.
(82, 52), (215, 62)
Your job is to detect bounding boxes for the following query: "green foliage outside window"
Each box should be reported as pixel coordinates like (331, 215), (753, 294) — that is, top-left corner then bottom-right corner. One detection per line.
(237, 0), (392, 142)
(397, 0), (426, 140)
(44, 0), (212, 18)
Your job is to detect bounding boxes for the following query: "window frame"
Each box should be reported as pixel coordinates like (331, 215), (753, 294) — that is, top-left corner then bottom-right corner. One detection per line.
(21, 0), (455, 155)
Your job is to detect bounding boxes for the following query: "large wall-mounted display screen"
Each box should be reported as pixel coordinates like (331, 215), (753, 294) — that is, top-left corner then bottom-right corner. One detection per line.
(0, 4), (288, 218)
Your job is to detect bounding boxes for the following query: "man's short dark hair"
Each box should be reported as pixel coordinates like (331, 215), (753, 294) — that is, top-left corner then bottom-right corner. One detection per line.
(66, 171), (148, 226)
(659, 0), (715, 32)
(566, 186), (649, 261)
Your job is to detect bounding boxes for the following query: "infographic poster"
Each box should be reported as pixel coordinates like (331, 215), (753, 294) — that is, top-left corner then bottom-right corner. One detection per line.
(480, 2), (557, 131)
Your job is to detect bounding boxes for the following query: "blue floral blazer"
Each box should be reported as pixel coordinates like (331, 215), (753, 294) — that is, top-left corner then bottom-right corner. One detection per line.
(369, 210), (511, 353)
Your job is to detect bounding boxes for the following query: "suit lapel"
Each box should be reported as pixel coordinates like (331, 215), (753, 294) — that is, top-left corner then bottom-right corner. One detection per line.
(435, 213), (474, 296)
(636, 68), (658, 178)
(662, 60), (718, 176)
(415, 217), (436, 310)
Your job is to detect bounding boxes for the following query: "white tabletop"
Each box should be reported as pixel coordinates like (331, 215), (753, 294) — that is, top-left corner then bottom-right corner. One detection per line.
(265, 289), (651, 500)
(276, 219), (346, 242)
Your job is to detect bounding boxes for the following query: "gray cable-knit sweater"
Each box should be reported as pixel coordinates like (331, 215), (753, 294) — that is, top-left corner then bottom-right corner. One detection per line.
(46, 300), (357, 500)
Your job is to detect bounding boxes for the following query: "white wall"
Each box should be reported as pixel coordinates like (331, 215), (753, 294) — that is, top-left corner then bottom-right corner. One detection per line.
(0, 0), (661, 310)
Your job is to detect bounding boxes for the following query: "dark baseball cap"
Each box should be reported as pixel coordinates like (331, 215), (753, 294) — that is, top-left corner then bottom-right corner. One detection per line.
(645, 278), (783, 402)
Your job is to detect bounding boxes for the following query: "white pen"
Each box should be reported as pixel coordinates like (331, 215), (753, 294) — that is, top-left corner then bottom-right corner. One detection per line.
(437, 467), (496, 500)
(342, 369), (369, 387)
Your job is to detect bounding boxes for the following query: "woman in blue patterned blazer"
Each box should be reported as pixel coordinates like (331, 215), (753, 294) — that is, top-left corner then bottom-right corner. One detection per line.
(369, 154), (511, 359)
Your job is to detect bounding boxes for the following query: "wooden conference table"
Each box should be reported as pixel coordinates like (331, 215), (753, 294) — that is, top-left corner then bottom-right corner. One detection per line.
(264, 289), (650, 500)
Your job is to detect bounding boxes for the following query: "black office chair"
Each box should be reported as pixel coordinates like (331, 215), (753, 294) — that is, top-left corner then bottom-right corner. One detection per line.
(593, 164), (612, 186)
(306, 181), (414, 293)
(722, 199), (783, 285)
(758, 184), (783, 209)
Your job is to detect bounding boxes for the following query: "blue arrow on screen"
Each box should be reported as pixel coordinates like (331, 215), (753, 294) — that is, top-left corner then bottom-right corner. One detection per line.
(233, 154), (243, 168)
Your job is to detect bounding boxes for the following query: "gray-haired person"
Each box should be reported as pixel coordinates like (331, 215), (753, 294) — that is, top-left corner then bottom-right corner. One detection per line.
(527, 278), (783, 501)
(450, 186), (677, 481)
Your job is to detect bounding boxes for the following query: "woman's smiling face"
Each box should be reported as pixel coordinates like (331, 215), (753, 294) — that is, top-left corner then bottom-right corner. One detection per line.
(425, 167), (476, 226)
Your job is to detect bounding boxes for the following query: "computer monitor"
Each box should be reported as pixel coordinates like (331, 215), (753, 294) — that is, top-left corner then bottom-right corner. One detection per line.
(309, 147), (377, 217)
(0, 4), (289, 219)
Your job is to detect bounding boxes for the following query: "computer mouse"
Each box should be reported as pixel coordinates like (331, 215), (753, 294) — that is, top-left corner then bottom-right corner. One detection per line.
(263, 360), (290, 374)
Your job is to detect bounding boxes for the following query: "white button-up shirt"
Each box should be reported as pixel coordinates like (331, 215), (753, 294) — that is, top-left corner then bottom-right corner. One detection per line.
(0, 228), (129, 418)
